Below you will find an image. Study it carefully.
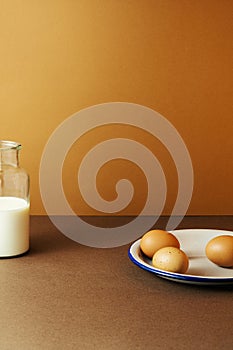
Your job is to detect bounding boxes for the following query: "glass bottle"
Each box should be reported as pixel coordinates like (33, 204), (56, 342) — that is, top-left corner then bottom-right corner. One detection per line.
(0, 140), (30, 257)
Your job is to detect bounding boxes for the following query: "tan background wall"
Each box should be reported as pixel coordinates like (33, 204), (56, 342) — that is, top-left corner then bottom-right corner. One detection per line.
(0, 0), (232, 215)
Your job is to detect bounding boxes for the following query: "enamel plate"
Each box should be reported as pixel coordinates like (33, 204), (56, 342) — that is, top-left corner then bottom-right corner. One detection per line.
(128, 229), (233, 285)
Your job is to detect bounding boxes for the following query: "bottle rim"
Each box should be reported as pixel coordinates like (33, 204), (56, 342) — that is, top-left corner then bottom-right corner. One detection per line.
(0, 140), (22, 151)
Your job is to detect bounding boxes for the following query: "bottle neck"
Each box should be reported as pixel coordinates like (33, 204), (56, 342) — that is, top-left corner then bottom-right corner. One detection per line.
(0, 141), (21, 168)
(0, 150), (19, 167)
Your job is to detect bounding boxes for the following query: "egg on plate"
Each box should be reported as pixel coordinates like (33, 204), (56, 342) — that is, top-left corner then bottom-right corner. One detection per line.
(152, 246), (189, 273)
(140, 229), (180, 259)
(205, 235), (233, 268)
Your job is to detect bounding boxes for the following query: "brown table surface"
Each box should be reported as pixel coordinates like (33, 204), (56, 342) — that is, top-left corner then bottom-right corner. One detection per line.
(0, 216), (232, 350)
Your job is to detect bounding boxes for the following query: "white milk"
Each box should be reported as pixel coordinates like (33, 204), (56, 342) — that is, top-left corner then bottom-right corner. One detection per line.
(0, 196), (29, 257)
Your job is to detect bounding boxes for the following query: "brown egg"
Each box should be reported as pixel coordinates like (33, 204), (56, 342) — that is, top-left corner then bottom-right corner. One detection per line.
(152, 246), (189, 273)
(140, 229), (180, 258)
(205, 235), (233, 267)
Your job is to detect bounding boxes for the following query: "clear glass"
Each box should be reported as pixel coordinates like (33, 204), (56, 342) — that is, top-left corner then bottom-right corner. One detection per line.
(0, 140), (30, 257)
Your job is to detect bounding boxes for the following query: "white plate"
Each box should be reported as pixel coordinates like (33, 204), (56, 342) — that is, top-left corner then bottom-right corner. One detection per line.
(128, 229), (233, 285)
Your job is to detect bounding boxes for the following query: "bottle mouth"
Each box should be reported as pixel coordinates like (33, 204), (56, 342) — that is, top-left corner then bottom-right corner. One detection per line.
(0, 140), (22, 151)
